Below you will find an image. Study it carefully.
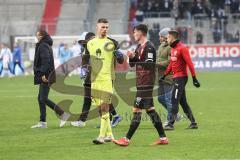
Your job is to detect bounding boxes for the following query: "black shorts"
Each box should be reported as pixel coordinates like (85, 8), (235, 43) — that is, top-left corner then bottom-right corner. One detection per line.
(134, 87), (154, 109)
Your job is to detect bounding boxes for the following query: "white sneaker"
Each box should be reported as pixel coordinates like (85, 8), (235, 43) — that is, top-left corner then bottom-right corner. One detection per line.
(104, 135), (114, 142)
(31, 122), (47, 128)
(163, 121), (169, 127)
(70, 120), (86, 127)
(93, 136), (105, 144)
(59, 112), (71, 127)
(176, 113), (184, 122)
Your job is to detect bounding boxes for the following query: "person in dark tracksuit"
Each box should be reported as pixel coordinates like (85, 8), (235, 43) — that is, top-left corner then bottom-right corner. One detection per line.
(162, 30), (201, 130)
(31, 30), (70, 129)
(70, 32), (123, 128)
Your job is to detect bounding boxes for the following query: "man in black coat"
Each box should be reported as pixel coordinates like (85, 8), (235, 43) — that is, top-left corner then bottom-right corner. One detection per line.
(31, 30), (70, 128)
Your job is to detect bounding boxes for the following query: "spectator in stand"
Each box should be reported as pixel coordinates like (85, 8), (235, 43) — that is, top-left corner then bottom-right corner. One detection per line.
(161, 0), (173, 12)
(224, 0), (232, 14)
(12, 42), (24, 75)
(231, 0), (240, 20)
(191, 0), (205, 15)
(172, 0), (180, 21)
(196, 31), (204, 43)
(212, 21), (222, 43)
(135, 9), (144, 22)
(231, 0), (240, 13)
(234, 30), (240, 42)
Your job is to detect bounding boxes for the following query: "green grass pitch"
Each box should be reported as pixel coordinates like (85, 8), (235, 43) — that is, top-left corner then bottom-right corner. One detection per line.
(0, 72), (240, 160)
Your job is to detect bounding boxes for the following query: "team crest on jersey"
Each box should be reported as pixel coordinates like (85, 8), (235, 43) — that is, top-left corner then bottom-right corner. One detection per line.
(96, 48), (102, 58)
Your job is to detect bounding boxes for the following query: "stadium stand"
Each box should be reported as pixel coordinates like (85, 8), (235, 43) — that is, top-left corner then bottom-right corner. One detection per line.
(92, 0), (129, 34)
(129, 0), (240, 45)
(56, 0), (129, 35)
(56, 0), (89, 35)
(0, 0), (46, 42)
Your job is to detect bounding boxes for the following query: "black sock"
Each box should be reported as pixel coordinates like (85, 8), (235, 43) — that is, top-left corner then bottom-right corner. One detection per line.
(126, 112), (142, 140)
(147, 110), (166, 138)
(110, 104), (117, 116)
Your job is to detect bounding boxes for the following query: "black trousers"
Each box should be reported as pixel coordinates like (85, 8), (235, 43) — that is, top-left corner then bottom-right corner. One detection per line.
(169, 77), (196, 125)
(79, 84), (91, 122)
(38, 83), (64, 122)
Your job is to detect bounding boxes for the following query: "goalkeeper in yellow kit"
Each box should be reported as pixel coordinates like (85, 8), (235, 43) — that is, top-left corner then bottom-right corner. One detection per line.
(81, 18), (124, 144)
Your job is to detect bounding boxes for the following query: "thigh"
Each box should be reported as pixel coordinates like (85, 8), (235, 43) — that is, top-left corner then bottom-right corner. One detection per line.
(172, 78), (185, 102)
(158, 82), (165, 97)
(91, 81), (113, 106)
(134, 95), (154, 110)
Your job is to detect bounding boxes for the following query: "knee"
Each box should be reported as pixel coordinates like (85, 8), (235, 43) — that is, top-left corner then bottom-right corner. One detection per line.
(132, 107), (142, 113)
(38, 95), (47, 104)
(100, 103), (109, 113)
(146, 107), (155, 113)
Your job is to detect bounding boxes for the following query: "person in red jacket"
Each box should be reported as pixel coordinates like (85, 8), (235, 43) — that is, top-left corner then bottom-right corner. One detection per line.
(161, 30), (200, 130)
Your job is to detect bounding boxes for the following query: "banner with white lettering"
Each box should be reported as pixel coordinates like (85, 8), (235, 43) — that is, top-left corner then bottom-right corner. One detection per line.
(188, 44), (240, 71)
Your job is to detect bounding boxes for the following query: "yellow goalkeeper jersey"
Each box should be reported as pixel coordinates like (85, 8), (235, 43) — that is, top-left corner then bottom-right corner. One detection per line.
(87, 36), (117, 82)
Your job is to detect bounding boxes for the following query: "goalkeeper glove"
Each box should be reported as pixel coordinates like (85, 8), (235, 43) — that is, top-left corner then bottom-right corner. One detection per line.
(79, 66), (89, 79)
(113, 50), (123, 59)
(192, 76), (200, 88)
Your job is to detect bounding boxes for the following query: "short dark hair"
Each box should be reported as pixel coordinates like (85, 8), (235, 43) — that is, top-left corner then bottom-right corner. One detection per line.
(134, 24), (148, 35)
(168, 30), (180, 39)
(37, 29), (49, 37)
(97, 18), (108, 23)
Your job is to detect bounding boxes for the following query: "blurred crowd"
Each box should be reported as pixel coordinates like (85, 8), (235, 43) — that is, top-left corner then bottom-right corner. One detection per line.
(130, 0), (240, 44)
(0, 40), (83, 78)
(130, 0), (240, 19)
(0, 43), (24, 78)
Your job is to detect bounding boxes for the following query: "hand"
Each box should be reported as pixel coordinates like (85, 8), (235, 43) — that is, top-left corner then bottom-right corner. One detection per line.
(192, 76), (200, 88)
(127, 50), (135, 58)
(113, 50), (123, 59)
(41, 75), (48, 83)
(80, 66), (89, 79)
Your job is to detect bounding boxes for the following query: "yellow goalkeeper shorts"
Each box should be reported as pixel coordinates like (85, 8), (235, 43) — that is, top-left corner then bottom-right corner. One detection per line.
(91, 80), (113, 106)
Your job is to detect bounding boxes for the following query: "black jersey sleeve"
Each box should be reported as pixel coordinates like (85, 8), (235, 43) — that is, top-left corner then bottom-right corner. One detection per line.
(141, 43), (156, 70)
